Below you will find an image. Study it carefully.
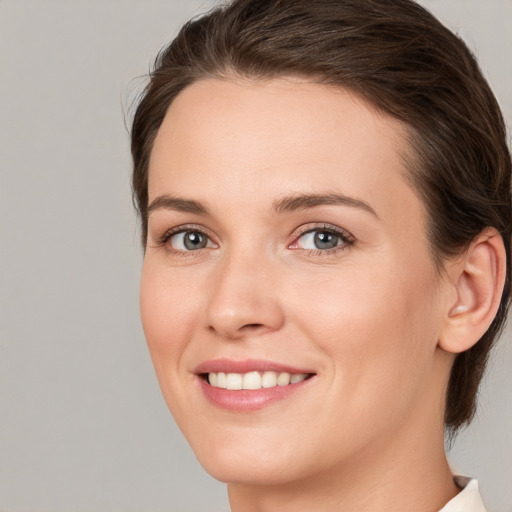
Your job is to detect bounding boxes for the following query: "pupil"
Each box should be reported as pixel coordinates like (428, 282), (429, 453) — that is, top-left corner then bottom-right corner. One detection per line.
(314, 231), (338, 249)
(184, 232), (206, 250)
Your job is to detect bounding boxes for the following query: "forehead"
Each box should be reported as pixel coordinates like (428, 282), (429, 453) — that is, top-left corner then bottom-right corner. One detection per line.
(148, 77), (422, 226)
(151, 76), (412, 167)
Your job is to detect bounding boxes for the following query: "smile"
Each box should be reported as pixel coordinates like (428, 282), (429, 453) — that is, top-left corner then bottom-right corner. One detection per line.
(207, 371), (310, 390)
(195, 359), (316, 411)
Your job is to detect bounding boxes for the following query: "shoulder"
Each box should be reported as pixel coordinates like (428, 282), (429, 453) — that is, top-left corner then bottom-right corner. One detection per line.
(438, 476), (487, 512)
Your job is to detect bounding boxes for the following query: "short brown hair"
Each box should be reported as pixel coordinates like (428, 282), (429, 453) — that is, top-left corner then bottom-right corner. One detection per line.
(131, 0), (511, 434)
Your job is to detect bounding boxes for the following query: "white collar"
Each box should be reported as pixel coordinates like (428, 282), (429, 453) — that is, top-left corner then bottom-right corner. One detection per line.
(439, 477), (486, 512)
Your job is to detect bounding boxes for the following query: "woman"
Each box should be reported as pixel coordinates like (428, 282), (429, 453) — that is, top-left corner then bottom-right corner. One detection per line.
(131, 0), (511, 510)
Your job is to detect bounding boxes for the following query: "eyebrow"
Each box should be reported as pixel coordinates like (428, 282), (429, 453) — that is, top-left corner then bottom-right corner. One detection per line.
(147, 195), (210, 216)
(272, 192), (379, 218)
(147, 192), (378, 218)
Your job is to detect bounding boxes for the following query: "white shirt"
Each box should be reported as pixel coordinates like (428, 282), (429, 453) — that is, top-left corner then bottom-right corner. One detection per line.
(439, 476), (486, 512)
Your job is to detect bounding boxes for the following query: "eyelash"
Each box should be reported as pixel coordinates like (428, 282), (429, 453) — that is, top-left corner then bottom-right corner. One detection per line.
(156, 224), (216, 257)
(155, 223), (355, 257)
(290, 223), (355, 257)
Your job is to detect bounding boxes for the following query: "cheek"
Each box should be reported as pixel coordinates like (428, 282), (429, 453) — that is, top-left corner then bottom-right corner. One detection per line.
(289, 259), (442, 404)
(139, 262), (198, 376)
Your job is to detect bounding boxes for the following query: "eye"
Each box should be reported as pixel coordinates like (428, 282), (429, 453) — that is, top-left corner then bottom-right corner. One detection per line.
(297, 230), (341, 250)
(168, 230), (214, 251)
(290, 225), (354, 253)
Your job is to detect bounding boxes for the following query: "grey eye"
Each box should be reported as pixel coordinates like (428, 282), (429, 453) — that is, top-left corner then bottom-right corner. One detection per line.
(170, 231), (210, 251)
(313, 231), (340, 249)
(297, 230), (342, 250)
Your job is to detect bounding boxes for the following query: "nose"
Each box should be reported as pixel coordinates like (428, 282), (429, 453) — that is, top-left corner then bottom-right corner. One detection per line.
(203, 250), (285, 340)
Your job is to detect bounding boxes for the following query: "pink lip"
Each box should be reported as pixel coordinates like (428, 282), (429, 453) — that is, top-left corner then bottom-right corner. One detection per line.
(194, 358), (314, 375)
(194, 359), (316, 412)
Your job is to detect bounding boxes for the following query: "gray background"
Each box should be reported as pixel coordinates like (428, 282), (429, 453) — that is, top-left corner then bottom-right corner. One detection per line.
(0, 1), (510, 511)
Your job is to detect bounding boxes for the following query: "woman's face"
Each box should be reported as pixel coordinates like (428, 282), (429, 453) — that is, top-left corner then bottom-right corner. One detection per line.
(141, 77), (453, 485)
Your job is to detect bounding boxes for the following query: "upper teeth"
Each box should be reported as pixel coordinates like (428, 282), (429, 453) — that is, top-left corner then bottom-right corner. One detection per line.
(208, 371), (308, 390)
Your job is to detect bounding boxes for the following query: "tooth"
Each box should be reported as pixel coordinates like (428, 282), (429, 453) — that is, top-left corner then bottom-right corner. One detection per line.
(277, 372), (291, 386)
(290, 373), (307, 384)
(209, 370), (308, 389)
(242, 371), (262, 390)
(226, 373), (243, 390)
(261, 371), (278, 388)
(216, 372), (227, 389)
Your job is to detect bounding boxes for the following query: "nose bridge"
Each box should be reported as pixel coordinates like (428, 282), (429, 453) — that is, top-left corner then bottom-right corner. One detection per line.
(204, 242), (284, 339)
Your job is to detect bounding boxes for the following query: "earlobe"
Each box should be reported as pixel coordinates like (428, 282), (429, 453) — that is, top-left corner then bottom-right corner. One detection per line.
(439, 228), (506, 354)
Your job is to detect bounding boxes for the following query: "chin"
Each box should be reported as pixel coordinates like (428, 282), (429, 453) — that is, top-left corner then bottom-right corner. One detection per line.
(187, 424), (342, 488)
(180, 424), (306, 485)
(199, 452), (304, 486)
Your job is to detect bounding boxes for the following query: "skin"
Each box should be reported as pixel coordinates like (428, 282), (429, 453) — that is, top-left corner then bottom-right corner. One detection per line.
(141, 77), (464, 511)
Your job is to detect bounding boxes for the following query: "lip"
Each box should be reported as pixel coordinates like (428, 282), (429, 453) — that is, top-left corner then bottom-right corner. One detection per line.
(194, 358), (315, 375)
(194, 359), (316, 412)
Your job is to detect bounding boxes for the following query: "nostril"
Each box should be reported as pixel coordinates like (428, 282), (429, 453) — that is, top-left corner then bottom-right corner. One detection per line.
(207, 322), (262, 331)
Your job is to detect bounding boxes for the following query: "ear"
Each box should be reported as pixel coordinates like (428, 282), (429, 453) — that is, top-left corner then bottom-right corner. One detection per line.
(439, 228), (507, 354)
